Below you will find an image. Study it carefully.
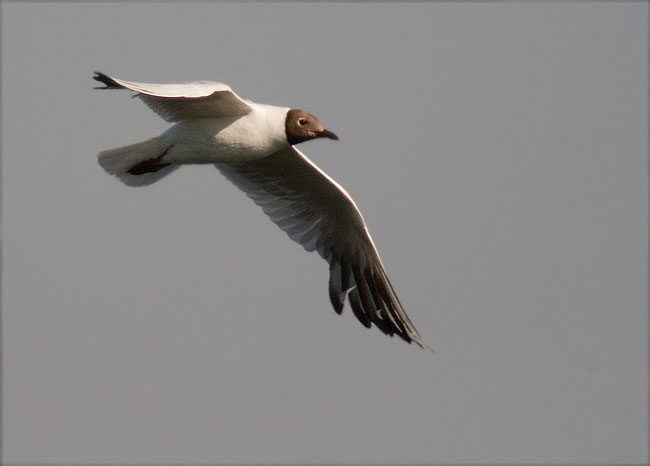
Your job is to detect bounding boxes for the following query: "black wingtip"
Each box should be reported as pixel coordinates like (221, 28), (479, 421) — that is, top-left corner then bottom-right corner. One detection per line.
(93, 71), (121, 89)
(328, 287), (344, 315)
(348, 288), (372, 328)
(412, 337), (435, 353)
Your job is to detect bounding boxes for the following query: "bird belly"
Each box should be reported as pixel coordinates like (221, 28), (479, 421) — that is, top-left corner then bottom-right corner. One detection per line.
(164, 111), (288, 164)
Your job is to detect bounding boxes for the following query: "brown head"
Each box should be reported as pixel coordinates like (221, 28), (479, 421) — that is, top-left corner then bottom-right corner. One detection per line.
(285, 109), (339, 145)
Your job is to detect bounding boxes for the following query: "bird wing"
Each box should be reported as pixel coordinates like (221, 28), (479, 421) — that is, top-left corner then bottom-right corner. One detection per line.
(216, 146), (428, 348)
(93, 71), (253, 122)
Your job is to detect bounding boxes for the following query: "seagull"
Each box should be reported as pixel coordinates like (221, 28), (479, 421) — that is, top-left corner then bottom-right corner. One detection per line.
(94, 71), (429, 349)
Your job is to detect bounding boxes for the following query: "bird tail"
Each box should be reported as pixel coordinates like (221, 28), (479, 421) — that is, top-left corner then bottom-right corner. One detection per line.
(98, 136), (180, 186)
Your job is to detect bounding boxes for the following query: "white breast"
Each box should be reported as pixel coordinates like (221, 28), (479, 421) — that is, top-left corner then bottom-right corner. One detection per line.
(165, 104), (290, 164)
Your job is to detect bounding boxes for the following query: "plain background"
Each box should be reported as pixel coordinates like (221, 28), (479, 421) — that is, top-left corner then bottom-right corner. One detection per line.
(2, 2), (647, 464)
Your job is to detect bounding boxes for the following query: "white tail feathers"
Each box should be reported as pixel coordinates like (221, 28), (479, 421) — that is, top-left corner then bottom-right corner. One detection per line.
(98, 136), (179, 186)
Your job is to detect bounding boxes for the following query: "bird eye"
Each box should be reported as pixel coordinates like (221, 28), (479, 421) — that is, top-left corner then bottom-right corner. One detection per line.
(298, 118), (307, 126)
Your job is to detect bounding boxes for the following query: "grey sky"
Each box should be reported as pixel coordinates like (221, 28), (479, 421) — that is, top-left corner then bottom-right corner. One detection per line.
(2, 2), (647, 464)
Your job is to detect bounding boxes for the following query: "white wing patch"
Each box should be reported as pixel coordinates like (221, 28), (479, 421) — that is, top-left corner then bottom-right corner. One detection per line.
(93, 72), (253, 121)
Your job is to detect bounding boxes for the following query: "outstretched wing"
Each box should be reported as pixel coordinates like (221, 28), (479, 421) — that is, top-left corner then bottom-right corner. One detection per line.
(93, 71), (253, 122)
(216, 146), (428, 348)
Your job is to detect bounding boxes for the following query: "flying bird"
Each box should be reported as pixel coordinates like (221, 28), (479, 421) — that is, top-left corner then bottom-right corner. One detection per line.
(94, 71), (428, 349)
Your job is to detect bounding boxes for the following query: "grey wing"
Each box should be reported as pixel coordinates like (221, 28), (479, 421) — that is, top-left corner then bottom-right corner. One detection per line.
(93, 71), (253, 121)
(216, 146), (428, 348)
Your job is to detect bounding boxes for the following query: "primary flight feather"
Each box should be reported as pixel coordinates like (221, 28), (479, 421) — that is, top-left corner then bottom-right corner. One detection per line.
(94, 71), (428, 349)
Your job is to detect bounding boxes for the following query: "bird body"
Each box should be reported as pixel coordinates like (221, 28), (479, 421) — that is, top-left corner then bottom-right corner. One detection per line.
(94, 71), (429, 349)
(163, 104), (290, 164)
(99, 91), (293, 183)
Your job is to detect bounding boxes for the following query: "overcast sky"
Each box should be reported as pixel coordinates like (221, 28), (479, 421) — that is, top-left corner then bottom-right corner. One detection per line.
(2, 2), (647, 464)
